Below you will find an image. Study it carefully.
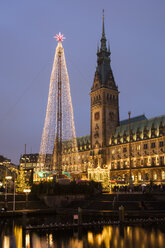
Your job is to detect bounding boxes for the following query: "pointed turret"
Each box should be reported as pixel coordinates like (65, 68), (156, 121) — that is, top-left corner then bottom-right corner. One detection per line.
(91, 10), (117, 91)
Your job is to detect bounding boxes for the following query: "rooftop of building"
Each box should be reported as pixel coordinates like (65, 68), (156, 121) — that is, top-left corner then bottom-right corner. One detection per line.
(75, 114), (165, 145)
(77, 135), (90, 145)
(114, 114), (165, 137)
(0, 155), (11, 163)
(20, 153), (52, 163)
(120, 114), (147, 126)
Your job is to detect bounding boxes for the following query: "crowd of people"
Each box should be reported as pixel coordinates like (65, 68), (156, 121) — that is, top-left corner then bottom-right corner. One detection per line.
(112, 183), (165, 193)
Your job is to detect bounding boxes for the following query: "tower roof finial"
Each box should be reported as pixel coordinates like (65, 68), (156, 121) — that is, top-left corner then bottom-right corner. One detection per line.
(102, 9), (105, 37)
(100, 9), (106, 51)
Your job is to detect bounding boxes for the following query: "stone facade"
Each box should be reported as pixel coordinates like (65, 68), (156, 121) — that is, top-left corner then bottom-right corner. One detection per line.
(61, 18), (165, 185)
(0, 155), (17, 181)
(109, 115), (165, 184)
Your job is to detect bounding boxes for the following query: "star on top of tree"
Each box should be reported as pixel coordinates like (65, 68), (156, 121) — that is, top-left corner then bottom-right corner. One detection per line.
(54, 32), (66, 42)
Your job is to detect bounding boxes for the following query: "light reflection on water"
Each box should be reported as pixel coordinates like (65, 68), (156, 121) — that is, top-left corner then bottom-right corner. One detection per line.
(1, 224), (165, 248)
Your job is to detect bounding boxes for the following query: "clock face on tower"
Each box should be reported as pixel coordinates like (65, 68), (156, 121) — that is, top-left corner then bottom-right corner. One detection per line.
(95, 112), (100, 120)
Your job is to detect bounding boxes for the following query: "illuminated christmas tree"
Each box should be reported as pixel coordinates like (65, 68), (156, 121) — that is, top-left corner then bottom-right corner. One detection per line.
(16, 167), (27, 192)
(38, 33), (78, 174)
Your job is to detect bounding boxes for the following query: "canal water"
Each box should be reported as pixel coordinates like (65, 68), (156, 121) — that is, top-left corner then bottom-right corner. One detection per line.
(1, 221), (165, 248)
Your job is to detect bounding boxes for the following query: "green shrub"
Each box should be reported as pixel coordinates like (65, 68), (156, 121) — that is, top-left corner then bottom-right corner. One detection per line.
(31, 180), (102, 196)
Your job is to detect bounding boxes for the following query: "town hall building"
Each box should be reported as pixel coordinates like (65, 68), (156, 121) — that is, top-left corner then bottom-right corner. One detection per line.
(20, 17), (165, 185)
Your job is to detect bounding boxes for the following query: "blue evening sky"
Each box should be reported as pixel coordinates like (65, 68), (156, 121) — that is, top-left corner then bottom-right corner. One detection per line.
(0, 1), (165, 164)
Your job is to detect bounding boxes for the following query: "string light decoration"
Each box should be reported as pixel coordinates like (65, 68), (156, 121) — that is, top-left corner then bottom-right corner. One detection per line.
(16, 166), (27, 192)
(38, 33), (78, 175)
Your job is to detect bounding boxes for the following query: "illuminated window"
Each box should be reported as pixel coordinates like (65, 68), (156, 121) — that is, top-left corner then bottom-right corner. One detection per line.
(138, 173), (142, 181)
(136, 159), (140, 167)
(144, 158), (148, 166)
(153, 172), (157, 180)
(137, 145), (141, 151)
(132, 160), (135, 167)
(123, 160), (127, 168)
(162, 171), (165, 180)
(114, 163), (117, 169)
(125, 161), (128, 167)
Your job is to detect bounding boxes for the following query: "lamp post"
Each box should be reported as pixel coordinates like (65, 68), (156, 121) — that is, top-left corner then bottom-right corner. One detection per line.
(128, 112), (133, 188)
(23, 188), (31, 209)
(13, 174), (15, 211)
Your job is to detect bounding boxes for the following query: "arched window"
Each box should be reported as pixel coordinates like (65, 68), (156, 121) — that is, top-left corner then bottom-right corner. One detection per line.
(153, 171), (157, 180)
(162, 171), (165, 180)
(138, 172), (142, 181)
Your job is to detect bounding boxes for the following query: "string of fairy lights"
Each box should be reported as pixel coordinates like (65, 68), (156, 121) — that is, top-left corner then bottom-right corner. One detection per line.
(38, 34), (78, 172)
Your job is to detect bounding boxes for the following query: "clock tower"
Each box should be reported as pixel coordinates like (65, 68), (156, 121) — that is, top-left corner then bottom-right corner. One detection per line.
(90, 13), (119, 150)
